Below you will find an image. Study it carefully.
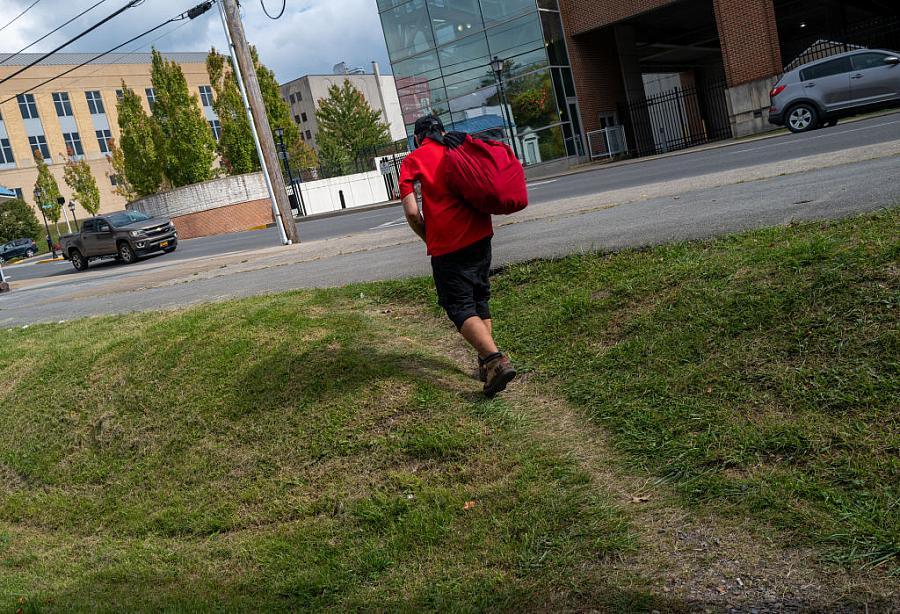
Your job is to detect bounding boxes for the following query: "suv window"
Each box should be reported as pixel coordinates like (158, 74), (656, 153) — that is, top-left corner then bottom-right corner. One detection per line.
(852, 52), (889, 70)
(800, 57), (852, 81)
(81, 220), (96, 233)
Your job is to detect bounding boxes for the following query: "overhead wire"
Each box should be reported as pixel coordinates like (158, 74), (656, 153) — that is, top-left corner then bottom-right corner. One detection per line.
(0, 0), (145, 86)
(0, 1), (217, 105)
(1, 0), (111, 66)
(260, 0), (285, 20)
(0, 0), (43, 35)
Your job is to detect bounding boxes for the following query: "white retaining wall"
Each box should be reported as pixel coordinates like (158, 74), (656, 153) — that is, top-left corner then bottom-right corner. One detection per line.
(296, 170), (389, 216)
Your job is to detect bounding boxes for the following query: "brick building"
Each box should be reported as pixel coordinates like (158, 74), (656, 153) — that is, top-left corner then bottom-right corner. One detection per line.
(558, 0), (900, 153)
(0, 52), (217, 218)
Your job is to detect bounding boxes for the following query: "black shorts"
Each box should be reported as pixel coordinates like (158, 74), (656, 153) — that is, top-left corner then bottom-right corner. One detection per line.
(431, 236), (492, 330)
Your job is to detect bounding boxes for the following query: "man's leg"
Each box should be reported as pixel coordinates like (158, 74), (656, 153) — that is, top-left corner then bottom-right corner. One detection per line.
(459, 316), (498, 357)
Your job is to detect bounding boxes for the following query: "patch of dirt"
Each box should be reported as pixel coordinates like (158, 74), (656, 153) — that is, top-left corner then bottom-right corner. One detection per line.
(380, 306), (900, 612)
(0, 461), (27, 492)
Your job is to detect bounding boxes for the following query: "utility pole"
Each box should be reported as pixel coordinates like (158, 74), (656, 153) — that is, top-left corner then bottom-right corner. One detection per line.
(219, 0), (299, 244)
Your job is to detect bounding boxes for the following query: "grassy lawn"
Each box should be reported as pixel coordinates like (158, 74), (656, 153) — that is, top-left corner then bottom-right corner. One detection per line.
(374, 208), (900, 572)
(0, 293), (637, 611)
(1, 209), (897, 610)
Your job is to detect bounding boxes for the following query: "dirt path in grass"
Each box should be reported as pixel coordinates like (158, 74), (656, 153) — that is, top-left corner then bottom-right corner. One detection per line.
(377, 305), (899, 612)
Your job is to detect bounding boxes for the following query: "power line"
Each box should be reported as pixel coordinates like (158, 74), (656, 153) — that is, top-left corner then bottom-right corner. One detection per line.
(0, 1), (216, 105)
(260, 0), (285, 20)
(0, 0), (43, 35)
(0, 0), (144, 86)
(0, 0), (110, 66)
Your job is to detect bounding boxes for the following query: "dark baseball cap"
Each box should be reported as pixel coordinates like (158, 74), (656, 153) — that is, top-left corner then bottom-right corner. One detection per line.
(414, 115), (444, 138)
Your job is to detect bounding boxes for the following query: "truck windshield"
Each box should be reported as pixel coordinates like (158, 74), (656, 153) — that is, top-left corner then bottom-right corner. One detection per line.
(106, 211), (152, 227)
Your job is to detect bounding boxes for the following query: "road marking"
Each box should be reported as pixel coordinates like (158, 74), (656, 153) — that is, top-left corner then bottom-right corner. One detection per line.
(527, 179), (558, 188)
(724, 118), (900, 156)
(372, 217), (407, 230)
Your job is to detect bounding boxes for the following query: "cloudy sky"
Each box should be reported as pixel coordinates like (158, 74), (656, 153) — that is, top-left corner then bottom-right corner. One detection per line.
(0, 0), (392, 82)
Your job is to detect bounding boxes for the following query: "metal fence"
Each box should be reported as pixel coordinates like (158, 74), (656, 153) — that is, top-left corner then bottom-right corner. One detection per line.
(620, 79), (732, 158)
(292, 138), (410, 183)
(783, 16), (900, 71)
(587, 125), (628, 160)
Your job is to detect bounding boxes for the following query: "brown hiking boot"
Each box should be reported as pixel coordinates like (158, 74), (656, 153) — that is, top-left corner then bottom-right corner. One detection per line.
(482, 353), (516, 397)
(477, 356), (487, 382)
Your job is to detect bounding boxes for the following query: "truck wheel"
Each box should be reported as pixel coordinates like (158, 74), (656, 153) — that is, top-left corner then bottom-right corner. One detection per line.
(70, 249), (88, 271)
(118, 242), (137, 264)
(786, 103), (819, 133)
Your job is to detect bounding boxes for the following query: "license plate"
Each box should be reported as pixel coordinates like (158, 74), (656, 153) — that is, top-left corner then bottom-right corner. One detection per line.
(160, 241), (169, 248)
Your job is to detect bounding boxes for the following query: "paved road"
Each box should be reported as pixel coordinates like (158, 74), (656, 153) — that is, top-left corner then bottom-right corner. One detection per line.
(2, 153), (897, 328)
(5, 111), (900, 285)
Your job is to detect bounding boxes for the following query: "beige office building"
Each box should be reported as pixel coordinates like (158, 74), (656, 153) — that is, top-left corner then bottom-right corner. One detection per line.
(0, 52), (216, 218)
(280, 62), (406, 151)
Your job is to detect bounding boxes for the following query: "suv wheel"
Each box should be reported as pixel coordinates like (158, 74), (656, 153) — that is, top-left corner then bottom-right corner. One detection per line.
(70, 249), (88, 271)
(25, 249), (35, 258)
(787, 103), (819, 133)
(118, 241), (137, 264)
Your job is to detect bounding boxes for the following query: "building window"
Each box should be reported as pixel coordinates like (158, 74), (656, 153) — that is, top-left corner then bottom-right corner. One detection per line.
(17, 94), (39, 119)
(116, 89), (124, 100)
(305, 130), (312, 140)
(300, 132), (305, 141)
(52, 92), (74, 117)
(296, 91), (302, 102)
(0, 138), (14, 165)
(209, 119), (222, 142)
(14, 188), (23, 200)
(63, 132), (84, 157)
(109, 174), (119, 187)
(146, 88), (156, 110)
(289, 93), (296, 103)
(301, 112), (308, 122)
(96, 129), (113, 154)
(199, 85), (214, 107)
(85, 91), (105, 115)
(28, 135), (50, 161)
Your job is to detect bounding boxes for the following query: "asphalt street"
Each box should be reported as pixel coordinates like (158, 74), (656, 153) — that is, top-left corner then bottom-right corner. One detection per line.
(3, 152), (898, 327)
(5, 111), (900, 285)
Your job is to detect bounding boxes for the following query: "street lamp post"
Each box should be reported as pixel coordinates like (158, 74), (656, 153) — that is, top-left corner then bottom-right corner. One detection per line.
(68, 200), (78, 228)
(33, 187), (56, 258)
(490, 56), (520, 161)
(274, 127), (306, 217)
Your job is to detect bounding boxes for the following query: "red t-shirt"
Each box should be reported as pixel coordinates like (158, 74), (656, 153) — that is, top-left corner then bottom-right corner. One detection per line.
(399, 138), (493, 257)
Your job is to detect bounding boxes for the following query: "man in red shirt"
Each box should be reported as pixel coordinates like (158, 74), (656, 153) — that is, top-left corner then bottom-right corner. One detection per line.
(399, 115), (516, 396)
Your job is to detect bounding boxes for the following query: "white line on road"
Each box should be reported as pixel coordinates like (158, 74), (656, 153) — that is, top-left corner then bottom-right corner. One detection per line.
(371, 217), (408, 230)
(723, 119), (900, 156)
(527, 179), (558, 188)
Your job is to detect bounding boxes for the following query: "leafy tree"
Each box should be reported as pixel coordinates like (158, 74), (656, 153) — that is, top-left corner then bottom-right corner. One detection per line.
(288, 138), (319, 171)
(207, 48), (257, 175)
(105, 137), (138, 202)
(117, 84), (165, 196)
(33, 151), (62, 223)
(0, 198), (42, 244)
(150, 49), (217, 187)
(63, 154), (101, 216)
(315, 81), (390, 174)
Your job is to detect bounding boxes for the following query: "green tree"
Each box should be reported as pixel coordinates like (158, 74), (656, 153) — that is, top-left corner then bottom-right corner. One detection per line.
(105, 137), (138, 202)
(288, 138), (319, 171)
(0, 198), (42, 244)
(150, 49), (217, 187)
(117, 84), (165, 196)
(63, 154), (101, 216)
(33, 151), (62, 223)
(315, 81), (390, 174)
(207, 48), (258, 175)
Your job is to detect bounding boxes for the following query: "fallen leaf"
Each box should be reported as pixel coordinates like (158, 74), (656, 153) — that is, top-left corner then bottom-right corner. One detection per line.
(630, 495), (651, 504)
(463, 500), (477, 510)
(705, 387), (713, 394)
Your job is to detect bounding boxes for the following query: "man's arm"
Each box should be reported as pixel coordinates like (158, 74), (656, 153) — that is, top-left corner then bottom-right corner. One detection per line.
(403, 193), (426, 242)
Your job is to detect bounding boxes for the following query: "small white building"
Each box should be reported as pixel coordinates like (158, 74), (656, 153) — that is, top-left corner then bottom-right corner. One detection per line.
(280, 62), (406, 151)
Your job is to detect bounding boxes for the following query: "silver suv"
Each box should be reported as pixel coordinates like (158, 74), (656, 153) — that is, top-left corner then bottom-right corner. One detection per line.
(769, 49), (900, 133)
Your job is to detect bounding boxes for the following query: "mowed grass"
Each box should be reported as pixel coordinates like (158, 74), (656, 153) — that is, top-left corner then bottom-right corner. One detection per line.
(0, 294), (637, 611)
(374, 209), (900, 572)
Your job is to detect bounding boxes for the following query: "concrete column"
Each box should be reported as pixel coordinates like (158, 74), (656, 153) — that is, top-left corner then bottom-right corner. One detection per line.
(614, 24), (655, 155)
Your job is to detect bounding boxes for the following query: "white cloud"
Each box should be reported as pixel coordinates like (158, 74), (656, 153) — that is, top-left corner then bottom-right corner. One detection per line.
(0, 0), (391, 82)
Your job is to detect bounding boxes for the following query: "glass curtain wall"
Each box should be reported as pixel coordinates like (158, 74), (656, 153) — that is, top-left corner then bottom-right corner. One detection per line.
(378, 0), (584, 166)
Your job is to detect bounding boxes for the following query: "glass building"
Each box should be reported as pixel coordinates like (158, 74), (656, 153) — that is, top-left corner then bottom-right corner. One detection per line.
(377, 0), (585, 166)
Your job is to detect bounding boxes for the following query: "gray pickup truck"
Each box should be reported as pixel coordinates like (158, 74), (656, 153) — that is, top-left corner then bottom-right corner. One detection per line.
(60, 210), (178, 272)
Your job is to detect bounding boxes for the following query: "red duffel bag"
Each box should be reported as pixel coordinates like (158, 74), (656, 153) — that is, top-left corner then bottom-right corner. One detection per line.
(445, 134), (528, 215)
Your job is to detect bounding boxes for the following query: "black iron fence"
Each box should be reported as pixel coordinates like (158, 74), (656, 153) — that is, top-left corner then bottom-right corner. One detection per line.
(620, 79), (733, 158)
(783, 16), (900, 71)
(292, 138), (410, 183)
